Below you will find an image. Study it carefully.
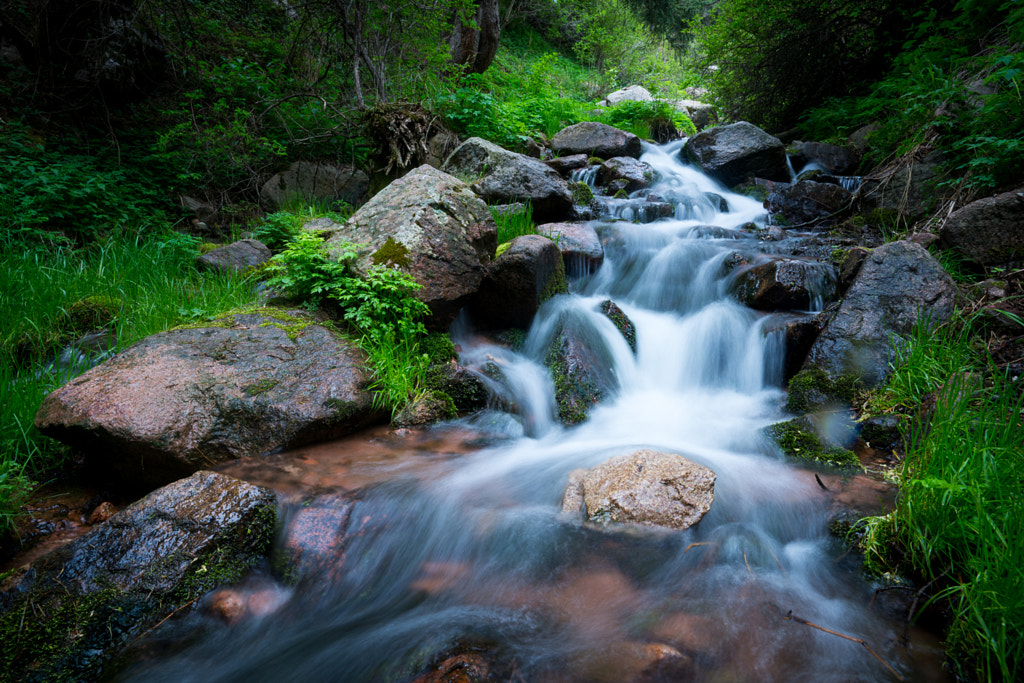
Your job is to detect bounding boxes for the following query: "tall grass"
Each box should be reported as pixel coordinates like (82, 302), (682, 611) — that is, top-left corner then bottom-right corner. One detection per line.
(864, 318), (1024, 680)
(0, 233), (259, 534)
(491, 203), (538, 246)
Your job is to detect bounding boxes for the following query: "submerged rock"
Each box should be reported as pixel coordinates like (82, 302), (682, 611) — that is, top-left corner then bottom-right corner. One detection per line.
(323, 165), (497, 329)
(35, 308), (378, 490)
(562, 449), (716, 530)
(0, 471), (277, 682)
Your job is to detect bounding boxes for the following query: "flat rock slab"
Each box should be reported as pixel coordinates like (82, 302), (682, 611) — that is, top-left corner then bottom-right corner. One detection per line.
(35, 309), (378, 489)
(562, 449), (716, 530)
(0, 471), (277, 682)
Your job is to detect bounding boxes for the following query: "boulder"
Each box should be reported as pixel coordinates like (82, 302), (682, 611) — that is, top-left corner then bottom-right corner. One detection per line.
(600, 300), (637, 353)
(800, 240), (958, 389)
(561, 449), (716, 530)
(683, 122), (790, 187)
(35, 309), (378, 489)
(536, 222), (604, 275)
(442, 137), (574, 223)
(0, 471), (277, 682)
(322, 165), (497, 329)
(545, 154), (591, 177)
(939, 187), (1024, 266)
(546, 324), (618, 425)
(792, 142), (860, 175)
(552, 122), (643, 160)
(732, 258), (837, 312)
(470, 235), (566, 329)
(195, 239), (271, 273)
(765, 180), (853, 225)
(260, 161), (369, 211)
(601, 85), (654, 106)
(672, 99), (717, 131)
(858, 150), (944, 224)
(596, 157), (656, 193)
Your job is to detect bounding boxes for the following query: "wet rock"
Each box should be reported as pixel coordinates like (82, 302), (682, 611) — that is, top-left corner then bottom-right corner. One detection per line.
(87, 501), (117, 525)
(601, 85), (654, 106)
(545, 153), (591, 176)
(939, 187), (1024, 266)
(792, 141), (860, 175)
(838, 246), (869, 293)
(536, 222), (604, 275)
(195, 239), (271, 273)
(260, 160), (368, 211)
(765, 415), (858, 468)
(858, 150), (944, 225)
(601, 300), (637, 353)
(412, 652), (491, 683)
(580, 641), (694, 683)
(443, 137), (574, 223)
(35, 308), (378, 489)
(323, 165), (497, 329)
(800, 240), (958, 389)
(562, 449), (716, 530)
(596, 157), (657, 193)
(393, 391), (457, 427)
(425, 363), (489, 415)
(470, 235), (566, 329)
(0, 471), (277, 682)
(859, 414), (906, 453)
(552, 122), (643, 160)
(704, 192), (728, 212)
(731, 257), (837, 311)
(682, 122), (790, 187)
(546, 324), (618, 424)
(765, 180), (853, 225)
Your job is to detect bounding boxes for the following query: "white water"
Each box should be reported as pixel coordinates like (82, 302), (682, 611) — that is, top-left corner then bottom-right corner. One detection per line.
(124, 142), (937, 682)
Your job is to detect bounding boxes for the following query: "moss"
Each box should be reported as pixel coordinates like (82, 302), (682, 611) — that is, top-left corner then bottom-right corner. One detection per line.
(600, 300), (636, 353)
(735, 184), (769, 202)
(613, 189), (629, 199)
(259, 320), (312, 341)
(66, 295), (121, 333)
(571, 181), (594, 205)
(495, 241), (512, 258)
(786, 366), (862, 413)
(765, 418), (859, 469)
(496, 328), (527, 351)
(371, 236), (411, 267)
(242, 378), (279, 396)
(545, 332), (602, 425)
(587, 156), (604, 165)
(421, 332), (456, 364)
(539, 257), (568, 304)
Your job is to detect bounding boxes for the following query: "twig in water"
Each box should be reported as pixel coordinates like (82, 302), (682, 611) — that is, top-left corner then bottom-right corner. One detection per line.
(684, 542), (711, 553)
(783, 609), (904, 681)
(814, 473), (829, 490)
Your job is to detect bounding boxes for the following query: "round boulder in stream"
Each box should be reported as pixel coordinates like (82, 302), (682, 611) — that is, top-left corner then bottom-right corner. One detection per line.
(551, 122), (643, 160)
(596, 157), (657, 193)
(731, 257), (837, 311)
(682, 121), (790, 187)
(562, 449), (716, 531)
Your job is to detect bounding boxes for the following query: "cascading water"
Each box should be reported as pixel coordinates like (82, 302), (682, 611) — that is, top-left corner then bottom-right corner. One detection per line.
(122, 142), (944, 682)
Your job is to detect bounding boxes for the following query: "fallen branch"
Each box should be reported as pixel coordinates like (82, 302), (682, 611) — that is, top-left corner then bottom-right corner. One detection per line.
(783, 609), (904, 681)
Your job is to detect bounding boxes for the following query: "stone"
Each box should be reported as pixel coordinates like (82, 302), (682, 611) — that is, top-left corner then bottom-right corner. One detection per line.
(672, 99), (717, 131)
(260, 160), (369, 211)
(35, 309), (378, 489)
(858, 150), (944, 224)
(562, 449), (716, 530)
(393, 390), (456, 427)
(323, 165), (497, 329)
(939, 187), (1024, 266)
(601, 85), (654, 106)
(552, 122), (643, 160)
(682, 122), (790, 187)
(596, 157), (656, 193)
(0, 471), (277, 682)
(600, 300), (637, 353)
(801, 240), (959, 389)
(732, 257), (838, 311)
(87, 501), (117, 525)
(470, 235), (566, 329)
(793, 141), (860, 175)
(195, 239), (271, 273)
(536, 222), (604, 275)
(547, 324), (618, 425)
(544, 153), (591, 176)
(443, 137), (574, 223)
(765, 180), (853, 225)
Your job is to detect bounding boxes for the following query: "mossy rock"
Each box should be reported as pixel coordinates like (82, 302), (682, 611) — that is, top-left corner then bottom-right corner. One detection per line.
(734, 184), (770, 202)
(393, 389), (457, 426)
(495, 328), (528, 351)
(539, 256), (568, 304)
(424, 364), (488, 414)
(600, 300), (636, 353)
(765, 416), (858, 469)
(571, 181), (594, 205)
(371, 236), (411, 267)
(421, 332), (456, 365)
(786, 366), (862, 413)
(66, 295), (122, 334)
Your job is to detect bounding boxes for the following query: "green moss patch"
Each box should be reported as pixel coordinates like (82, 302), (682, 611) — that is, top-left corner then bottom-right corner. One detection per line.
(786, 366), (862, 413)
(371, 237), (411, 268)
(765, 417), (859, 469)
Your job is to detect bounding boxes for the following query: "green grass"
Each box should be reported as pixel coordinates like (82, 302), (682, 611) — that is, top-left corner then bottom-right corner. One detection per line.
(0, 233), (259, 535)
(490, 203), (538, 247)
(862, 317), (1024, 680)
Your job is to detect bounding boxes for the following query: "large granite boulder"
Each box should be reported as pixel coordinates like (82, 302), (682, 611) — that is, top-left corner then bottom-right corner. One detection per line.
(601, 85), (654, 106)
(536, 222), (605, 275)
(596, 157), (656, 194)
(765, 180), (853, 225)
(939, 187), (1024, 266)
(799, 241), (958, 390)
(562, 450), (716, 530)
(322, 165), (497, 329)
(442, 137), (574, 223)
(858, 150), (944, 224)
(682, 122), (790, 187)
(0, 471), (277, 682)
(551, 122), (643, 160)
(35, 309), (378, 489)
(195, 239), (271, 273)
(470, 235), (566, 329)
(260, 160), (369, 211)
(732, 257), (838, 312)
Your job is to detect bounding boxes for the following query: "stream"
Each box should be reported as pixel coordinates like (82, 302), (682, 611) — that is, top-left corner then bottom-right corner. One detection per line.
(122, 142), (948, 682)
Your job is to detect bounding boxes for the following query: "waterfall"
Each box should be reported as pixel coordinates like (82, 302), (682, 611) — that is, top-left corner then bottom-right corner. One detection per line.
(124, 142), (936, 683)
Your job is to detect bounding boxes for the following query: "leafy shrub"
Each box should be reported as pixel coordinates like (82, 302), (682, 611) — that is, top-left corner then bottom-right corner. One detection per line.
(604, 99), (696, 139)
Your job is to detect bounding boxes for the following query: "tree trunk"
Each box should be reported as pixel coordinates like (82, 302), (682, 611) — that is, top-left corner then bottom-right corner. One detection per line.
(449, 0), (499, 74)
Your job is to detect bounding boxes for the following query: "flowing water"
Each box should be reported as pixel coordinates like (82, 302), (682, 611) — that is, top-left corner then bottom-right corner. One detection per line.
(123, 142), (946, 682)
